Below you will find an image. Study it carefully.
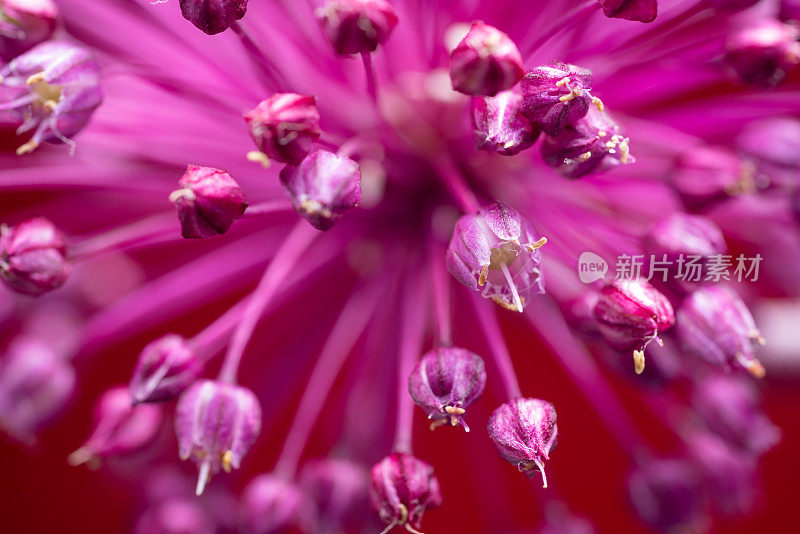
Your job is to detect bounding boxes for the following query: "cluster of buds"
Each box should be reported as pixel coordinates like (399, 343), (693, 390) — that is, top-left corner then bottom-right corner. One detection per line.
(598, 0), (657, 23)
(129, 334), (203, 404)
(243, 93), (322, 166)
(170, 165), (248, 239)
(724, 18), (800, 87)
(316, 0), (398, 55)
(0, 217), (69, 296)
(449, 21), (524, 96)
(179, 0), (247, 35)
(240, 474), (305, 534)
(0, 0), (58, 61)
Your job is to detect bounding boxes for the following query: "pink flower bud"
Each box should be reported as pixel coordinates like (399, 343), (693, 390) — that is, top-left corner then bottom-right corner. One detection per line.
(737, 117), (800, 190)
(170, 165), (248, 239)
(174, 379), (261, 495)
(241, 474), (305, 534)
(243, 93), (322, 165)
(449, 21), (524, 96)
(645, 214), (726, 260)
(300, 459), (369, 534)
(279, 149), (362, 231)
(598, 0), (657, 23)
(0, 0), (58, 62)
(408, 346), (486, 432)
(68, 385), (163, 466)
(724, 18), (800, 87)
(487, 398), (558, 487)
(179, 0), (247, 35)
(0, 217), (69, 296)
(134, 499), (216, 534)
(519, 62), (595, 136)
(446, 202), (546, 312)
(369, 452), (442, 533)
(316, 0), (399, 55)
(129, 334), (203, 405)
(471, 89), (539, 156)
(670, 146), (756, 208)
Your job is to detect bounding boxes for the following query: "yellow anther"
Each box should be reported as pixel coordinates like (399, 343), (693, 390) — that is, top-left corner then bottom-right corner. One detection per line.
(26, 72), (45, 85)
(16, 140), (39, 156)
(492, 294), (524, 312)
(445, 406), (466, 415)
(633, 350), (645, 375)
(528, 236), (548, 251)
(221, 450), (233, 473)
(577, 151), (593, 162)
(555, 77), (570, 87)
(478, 265), (488, 287)
(592, 96), (604, 112)
(246, 150), (271, 168)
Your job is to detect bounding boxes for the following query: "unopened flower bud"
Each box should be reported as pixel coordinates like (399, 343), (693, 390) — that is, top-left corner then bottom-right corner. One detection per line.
(279, 149), (362, 231)
(450, 21), (524, 96)
(592, 279), (675, 374)
(670, 146), (757, 207)
(300, 459), (368, 534)
(316, 0), (399, 55)
(447, 202), (546, 312)
(369, 452), (442, 534)
(68, 385), (163, 467)
(170, 165), (248, 239)
(487, 398), (557, 487)
(129, 334), (203, 405)
(644, 214), (726, 260)
(471, 89), (539, 156)
(408, 346), (486, 432)
(519, 62), (596, 137)
(179, 0), (247, 35)
(0, 217), (69, 296)
(241, 474), (304, 534)
(677, 286), (765, 377)
(737, 117), (800, 189)
(0, 41), (102, 155)
(724, 18), (800, 87)
(598, 0), (657, 23)
(0, 0), (58, 62)
(134, 498), (216, 534)
(243, 94), (321, 165)
(175, 379), (261, 495)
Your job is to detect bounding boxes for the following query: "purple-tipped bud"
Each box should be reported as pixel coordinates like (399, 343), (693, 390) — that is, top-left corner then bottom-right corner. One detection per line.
(0, 0), (58, 62)
(129, 334), (203, 405)
(0, 338), (75, 441)
(0, 217), (69, 297)
(692, 374), (780, 454)
(241, 474), (304, 534)
(644, 214), (726, 260)
(300, 459), (369, 534)
(447, 202), (546, 312)
(598, 0), (657, 23)
(174, 379), (261, 495)
(369, 452), (442, 533)
(677, 286), (765, 377)
(0, 41), (102, 155)
(316, 0), (398, 55)
(408, 346), (486, 432)
(449, 21), (524, 96)
(780, 0), (800, 22)
(170, 165), (248, 239)
(243, 94), (322, 165)
(487, 398), (558, 487)
(279, 149), (362, 231)
(670, 146), (757, 207)
(592, 279), (675, 374)
(68, 385), (163, 466)
(541, 107), (634, 179)
(134, 499), (216, 534)
(519, 62), (596, 137)
(724, 18), (800, 87)
(179, 0), (247, 35)
(471, 89), (540, 156)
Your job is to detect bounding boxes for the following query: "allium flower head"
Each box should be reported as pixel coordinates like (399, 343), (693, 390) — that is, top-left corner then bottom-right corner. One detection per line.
(449, 21), (524, 96)
(170, 164), (248, 239)
(179, 0), (247, 35)
(519, 62), (596, 137)
(241, 474), (305, 534)
(129, 334), (203, 405)
(243, 93), (321, 166)
(316, 0), (398, 55)
(0, 0), (58, 61)
(0, 216), (69, 296)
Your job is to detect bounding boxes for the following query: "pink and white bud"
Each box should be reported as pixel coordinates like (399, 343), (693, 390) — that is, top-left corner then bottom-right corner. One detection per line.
(279, 149), (362, 231)
(724, 18), (800, 87)
(408, 346), (486, 432)
(487, 398), (558, 487)
(129, 334), (203, 405)
(244, 94), (321, 165)
(598, 0), (657, 23)
(471, 89), (540, 156)
(179, 0), (247, 35)
(300, 459), (369, 534)
(0, 0), (58, 62)
(446, 202), (546, 312)
(241, 474), (305, 534)
(450, 21), (524, 96)
(134, 498), (216, 534)
(174, 379), (261, 495)
(519, 62), (595, 137)
(670, 146), (756, 207)
(369, 452), (442, 534)
(170, 165), (248, 239)
(0, 217), (69, 297)
(316, 0), (398, 55)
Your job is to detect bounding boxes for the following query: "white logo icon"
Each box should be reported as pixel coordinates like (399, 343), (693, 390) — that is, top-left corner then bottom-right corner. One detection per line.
(578, 252), (608, 284)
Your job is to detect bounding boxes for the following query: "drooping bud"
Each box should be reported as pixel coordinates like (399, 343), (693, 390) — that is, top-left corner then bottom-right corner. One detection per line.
(487, 398), (557, 487)
(179, 0), (247, 35)
(134, 499), (216, 534)
(644, 213), (726, 260)
(724, 18), (800, 87)
(369, 452), (442, 534)
(241, 474), (304, 534)
(670, 146), (757, 207)
(541, 106), (634, 179)
(677, 286), (765, 377)
(316, 0), (399, 55)
(518, 62), (596, 137)
(0, 0), (58, 62)
(243, 94), (321, 166)
(174, 379), (261, 495)
(0, 337), (75, 441)
(447, 202), (546, 312)
(471, 89), (540, 156)
(598, 0), (657, 23)
(170, 165), (248, 239)
(449, 21), (524, 96)
(408, 346), (486, 432)
(0, 41), (102, 155)
(129, 334), (203, 405)
(279, 149), (362, 231)
(68, 385), (163, 467)
(300, 459), (369, 534)
(0, 217), (69, 297)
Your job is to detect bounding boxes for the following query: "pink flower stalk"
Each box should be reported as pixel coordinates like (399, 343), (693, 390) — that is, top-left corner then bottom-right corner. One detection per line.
(0, 0), (58, 61)
(316, 0), (398, 55)
(170, 164), (248, 239)
(244, 93), (322, 165)
(449, 21), (524, 96)
(0, 216), (69, 296)
(129, 334), (203, 404)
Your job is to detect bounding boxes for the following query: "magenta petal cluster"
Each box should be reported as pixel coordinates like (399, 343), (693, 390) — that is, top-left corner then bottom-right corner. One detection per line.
(0, 0), (58, 61)
(300, 459), (368, 534)
(598, 0), (657, 23)
(627, 459), (706, 533)
(170, 164), (248, 239)
(408, 346), (486, 432)
(369, 452), (442, 533)
(174, 379), (261, 495)
(449, 21), (524, 97)
(0, 216), (69, 296)
(487, 398), (558, 488)
(179, 0), (247, 35)
(471, 89), (540, 156)
(316, 0), (398, 55)
(129, 334), (203, 405)
(241, 474), (305, 534)
(519, 62), (594, 137)
(724, 18), (800, 87)
(244, 93), (322, 165)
